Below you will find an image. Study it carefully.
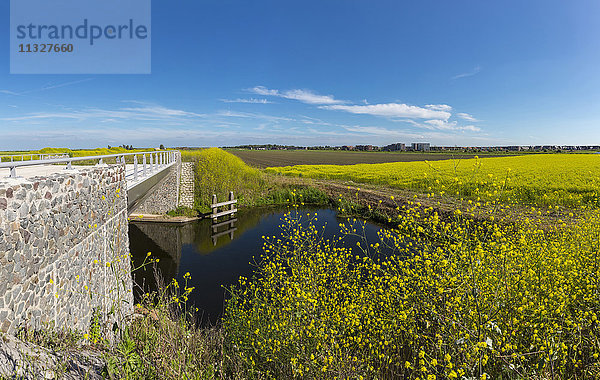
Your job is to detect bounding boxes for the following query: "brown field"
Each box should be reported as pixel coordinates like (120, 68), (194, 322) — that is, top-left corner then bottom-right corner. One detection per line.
(227, 149), (515, 168)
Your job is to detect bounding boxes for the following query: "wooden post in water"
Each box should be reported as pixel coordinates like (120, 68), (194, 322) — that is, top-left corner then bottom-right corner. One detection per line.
(212, 194), (218, 246)
(212, 194), (218, 222)
(210, 192), (238, 245)
(229, 191), (235, 239)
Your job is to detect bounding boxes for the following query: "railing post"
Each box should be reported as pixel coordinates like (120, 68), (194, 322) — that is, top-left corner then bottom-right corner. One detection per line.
(143, 154), (147, 176)
(212, 194), (218, 222)
(229, 191), (236, 234)
(66, 161), (72, 170)
(98, 158), (103, 166)
(9, 167), (16, 178)
(134, 155), (138, 180)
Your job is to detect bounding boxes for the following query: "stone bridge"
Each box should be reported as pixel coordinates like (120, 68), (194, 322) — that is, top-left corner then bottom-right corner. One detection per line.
(0, 151), (193, 335)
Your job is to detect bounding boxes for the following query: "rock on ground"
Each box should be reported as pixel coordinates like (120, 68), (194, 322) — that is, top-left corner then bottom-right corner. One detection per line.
(0, 333), (104, 379)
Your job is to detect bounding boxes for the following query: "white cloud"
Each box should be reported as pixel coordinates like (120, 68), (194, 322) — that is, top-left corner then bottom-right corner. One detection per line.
(32, 78), (94, 93)
(452, 66), (481, 80)
(250, 86), (279, 96)
(424, 119), (481, 132)
(216, 110), (294, 122)
(456, 112), (479, 122)
(1, 104), (206, 122)
(119, 105), (205, 118)
(426, 104), (453, 111)
(0, 90), (21, 96)
(220, 98), (273, 104)
(0, 79), (94, 96)
(245, 86), (484, 134)
(249, 86), (345, 105)
(321, 103), (451, 120)
(461, 125), (482, 132)
(284, 89), (343, 104)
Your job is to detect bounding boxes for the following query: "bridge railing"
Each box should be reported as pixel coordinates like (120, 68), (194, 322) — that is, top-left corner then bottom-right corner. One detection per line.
(0, 150), (180, 179)
(0, 153), (70, 163)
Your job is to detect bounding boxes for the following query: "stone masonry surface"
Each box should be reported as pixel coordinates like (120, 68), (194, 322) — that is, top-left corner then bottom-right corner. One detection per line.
(0, 165), (133, 336)
(131, 165), (179, 214)
(179, 162), (195, 209)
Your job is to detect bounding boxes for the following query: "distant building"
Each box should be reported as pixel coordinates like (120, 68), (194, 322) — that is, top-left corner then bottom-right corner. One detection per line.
(382, 143), (406, 152)
(504, 146), (522, 151)
(341, 145), (354, 151)
(411, 142), (431, 152)
(355, 145), (374, 151)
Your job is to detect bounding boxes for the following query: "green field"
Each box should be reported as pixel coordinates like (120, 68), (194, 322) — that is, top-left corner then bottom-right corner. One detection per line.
(227, 149), (515, 168)
(267, 153), (600, 208)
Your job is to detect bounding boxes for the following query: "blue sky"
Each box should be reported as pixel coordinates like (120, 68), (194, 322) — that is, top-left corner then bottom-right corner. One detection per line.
(1, 0), (600, 149)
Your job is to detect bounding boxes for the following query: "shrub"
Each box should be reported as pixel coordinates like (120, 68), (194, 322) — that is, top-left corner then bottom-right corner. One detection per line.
(187, 148), (267, 211)
(224, 204), (600, 379)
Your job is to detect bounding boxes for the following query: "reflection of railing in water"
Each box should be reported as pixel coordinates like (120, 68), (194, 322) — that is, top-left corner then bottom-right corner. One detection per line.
(211, 192), (238, 246)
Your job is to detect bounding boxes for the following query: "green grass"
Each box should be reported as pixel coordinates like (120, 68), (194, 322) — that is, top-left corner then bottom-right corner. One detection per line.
(182, 148), (329, 213)
(189, 147), (268, 212)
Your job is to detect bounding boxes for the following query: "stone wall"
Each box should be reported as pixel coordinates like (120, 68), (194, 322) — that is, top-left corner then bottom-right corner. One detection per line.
(179, 162), (195, 209)
(0, 165), (133, 335)
(130, 165), (179, 215)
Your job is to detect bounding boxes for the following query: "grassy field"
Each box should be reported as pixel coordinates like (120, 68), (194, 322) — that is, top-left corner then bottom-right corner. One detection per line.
(227, 148), (515, 168)
(267, 153), (600, 209)
(224, 153), (600, 378)
(177, 148), (329, 213)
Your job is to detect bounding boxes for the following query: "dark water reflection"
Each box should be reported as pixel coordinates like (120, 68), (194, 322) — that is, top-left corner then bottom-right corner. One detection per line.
(129, 207), (395, 325)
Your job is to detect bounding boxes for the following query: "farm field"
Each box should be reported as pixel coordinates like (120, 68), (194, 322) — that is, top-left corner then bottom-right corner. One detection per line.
(227, 148), (516, 168)
(267, 153), (600, 208)
(226, 151), (600, 378)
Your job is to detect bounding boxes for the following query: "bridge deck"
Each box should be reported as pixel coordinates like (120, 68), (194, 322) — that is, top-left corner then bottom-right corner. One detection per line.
(0, 150), (180, 210)
(0, 163), (174, 191)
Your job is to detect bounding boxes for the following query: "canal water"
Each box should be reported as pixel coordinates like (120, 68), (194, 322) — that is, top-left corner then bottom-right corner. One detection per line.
(128, 206), (397, 325)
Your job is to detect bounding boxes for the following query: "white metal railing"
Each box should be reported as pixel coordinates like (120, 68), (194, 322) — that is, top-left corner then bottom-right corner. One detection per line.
(0, 150), (180, 180)
(0, 153), (70, 163)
